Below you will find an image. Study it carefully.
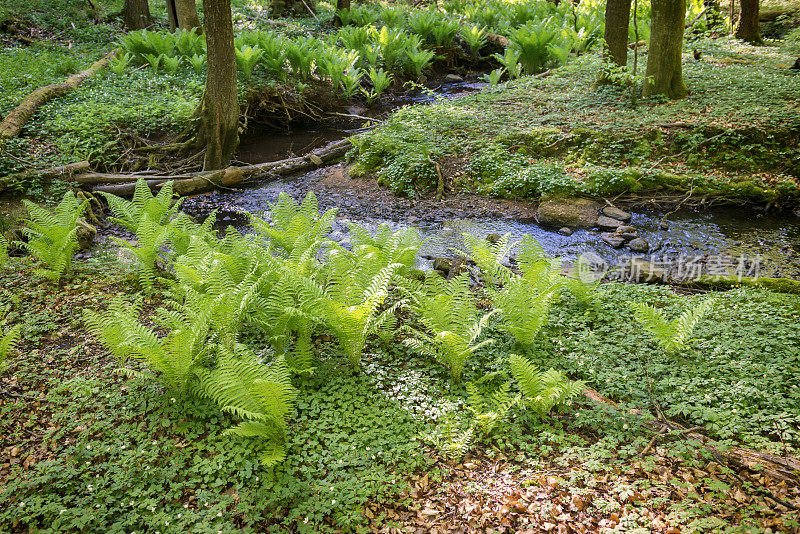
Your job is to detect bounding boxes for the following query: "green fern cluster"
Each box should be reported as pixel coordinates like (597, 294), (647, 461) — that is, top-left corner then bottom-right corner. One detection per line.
(0, 234), (8, 267)
(0, 305), (21, 370)
(102, 179), (185, 291)
(405, 272), (497, 382)
(21, 191), (88, 284)
(466, 380), (519, 435)
(195, 348), (297, 466)
(630, 298), (717, 355)
(508, 354), (584, 415)
(419, 406), (474, 462)
(251, 191), (335, 254)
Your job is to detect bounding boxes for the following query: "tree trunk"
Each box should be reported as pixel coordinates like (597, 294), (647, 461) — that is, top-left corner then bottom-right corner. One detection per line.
(167, 0), (202, 31)
(604, 0), (632, 67)
(333, 0), (350, 27)
(122, 0), (154, 30)
(197, 0), (239, 171)
(642, 0), (688, 100)
(734, 0), (762, 44)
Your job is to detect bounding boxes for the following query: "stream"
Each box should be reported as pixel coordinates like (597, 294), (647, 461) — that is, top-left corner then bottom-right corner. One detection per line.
(182, 74), (800, 282)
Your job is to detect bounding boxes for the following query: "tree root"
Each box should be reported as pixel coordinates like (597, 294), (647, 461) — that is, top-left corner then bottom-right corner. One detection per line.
(583, 387), (800, 484)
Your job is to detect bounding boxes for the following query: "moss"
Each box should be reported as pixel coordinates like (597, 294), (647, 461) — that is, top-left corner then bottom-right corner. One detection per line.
(693, 276), (800, 295)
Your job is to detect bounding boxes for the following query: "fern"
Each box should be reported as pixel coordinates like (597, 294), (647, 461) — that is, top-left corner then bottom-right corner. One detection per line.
(21, 191), (88, 284)
(508, 354), (583, 416)
(459, 232), (513, 286)
(405, 272), (496, 382)
(102, 179), (184, 291)
(419, 406), (474, 462)
(84, 297), (212, 393)
(195, 348), (297, 466)
(466, 380), (520, 436)
(493, 276), (556, 348)
(629, 298), (717, 355)
(562, 253), (603, 308)
(0, 323), (22, 369)
(251, 191), (335, 255)
(0, 234), (8, 267)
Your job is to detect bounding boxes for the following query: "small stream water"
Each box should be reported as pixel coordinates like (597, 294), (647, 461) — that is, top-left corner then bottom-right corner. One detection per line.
(184, 75), (800, 281)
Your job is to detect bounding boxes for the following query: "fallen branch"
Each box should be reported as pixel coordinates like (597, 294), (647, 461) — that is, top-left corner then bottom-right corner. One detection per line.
(0, 50), (116, 139)
(0, 161), (90, 192)
(583, 387), (800, 483)
(89, 139), (351, 196)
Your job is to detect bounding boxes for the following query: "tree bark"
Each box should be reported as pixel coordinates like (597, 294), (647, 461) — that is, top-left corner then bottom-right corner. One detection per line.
(0, 51), (115, 139)
(333, 0), (350, 27)
(122, 0), (154, 30)
(167, 0), (202, 32)
(604, 0), (632, 67)
(197, 0), (239, 171)
(642, 0), (689, 100)
(734, 0), (762, 44)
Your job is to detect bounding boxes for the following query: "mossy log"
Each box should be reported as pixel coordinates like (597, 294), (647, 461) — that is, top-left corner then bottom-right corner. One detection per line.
(0, 161), (91, 193)
(687, 275), (800, 295)
(583, 388), (800, 484)
(88, 139), (351, 196)
(0, 51), (116, 139)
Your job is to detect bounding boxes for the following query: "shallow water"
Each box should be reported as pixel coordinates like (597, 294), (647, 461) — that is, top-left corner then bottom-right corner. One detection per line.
(182, 173), (800, 280)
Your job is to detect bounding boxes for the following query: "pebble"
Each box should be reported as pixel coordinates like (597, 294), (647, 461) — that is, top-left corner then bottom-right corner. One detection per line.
(557, 227), (573, 236)
(601, 206), (632, 222)
(601, 233), (625, 248)
(628, 237), (650, 253)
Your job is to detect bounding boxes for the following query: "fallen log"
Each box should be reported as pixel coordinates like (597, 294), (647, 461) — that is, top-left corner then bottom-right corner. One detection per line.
(0, 161), (90, 193)
(0, 50), (116, 139)
(583, 388), (800, 484)
(89, 139), (352, 196)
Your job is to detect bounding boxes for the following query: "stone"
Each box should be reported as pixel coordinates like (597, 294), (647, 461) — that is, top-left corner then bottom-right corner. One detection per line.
(486, 233), (502, 244)
(601, 233), (625, 248)
(627, 237), (650, 253)
(624, 258), (665, 283)
(660, 221), (670, 230)
(445, 73), (464, 82)
(76, 218), (96, 250)
(601, 206), (632, 222)
(596, 215), (623, 230)
(536, 197), (601, 229)
(557, 227), (573, 236)
(433, 257), (453, 273)
(614, 225), (637, 235)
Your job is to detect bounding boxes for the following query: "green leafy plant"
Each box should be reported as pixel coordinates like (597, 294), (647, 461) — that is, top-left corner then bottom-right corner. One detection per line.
(363, 67), (392, 105)
(508, 20), (556, 74)
(405, 46), (435, 78)
(492, 48), (522, 79)
(405, 272), (496, 382)
(143, 53), (163, 73)
(481, 67), (505, 85)
(250, 191), (335, 254)
(21, 191), (88, 284)
(188, 53), (206, 74)
(102, 179), (184, 291)
(0, 234), (7, 267)
(466, 380), (519, 435)
(419, 404), (474, 461)
(196, 348), (297, 466)
(508, 354), (583, 416)
(84, 297), (212, 394)
(460, 25), (487, 55)
(630, 298), (718, 355)
(0, 306), (21, 369)
(109, 52), (133, 75)
(235, 44), (263, 78)
(160, 53), (181, 74)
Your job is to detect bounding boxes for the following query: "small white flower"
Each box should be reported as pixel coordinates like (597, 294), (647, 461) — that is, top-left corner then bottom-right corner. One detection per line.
(332, 500), (337, 505)
(19, 502), (25, 507)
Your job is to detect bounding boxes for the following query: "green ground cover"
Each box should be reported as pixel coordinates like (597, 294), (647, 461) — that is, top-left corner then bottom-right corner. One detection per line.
(1, 187), (799, 532)
(351, 36), (800, 201)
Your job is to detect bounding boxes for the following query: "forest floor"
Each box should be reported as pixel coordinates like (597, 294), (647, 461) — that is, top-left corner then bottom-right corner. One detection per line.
(2, 256), (800, 533)
(2, 0), (800, 533)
